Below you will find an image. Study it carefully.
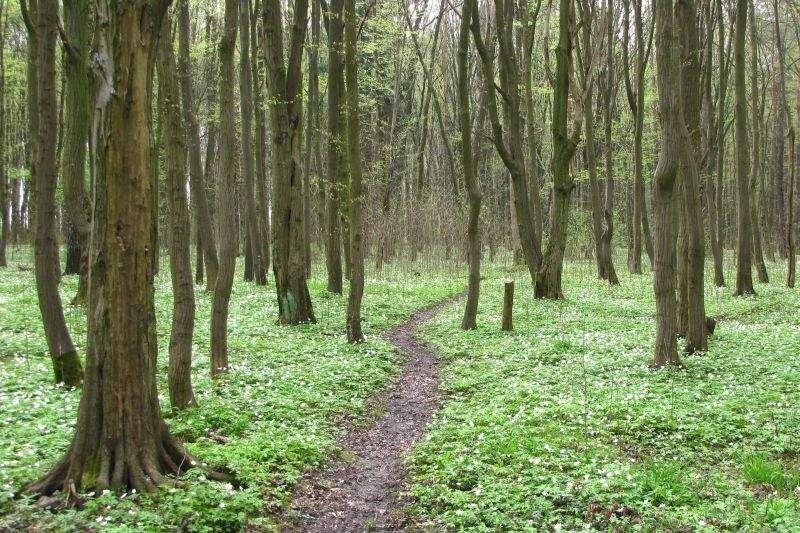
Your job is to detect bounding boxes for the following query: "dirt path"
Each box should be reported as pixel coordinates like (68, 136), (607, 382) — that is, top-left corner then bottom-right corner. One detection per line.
(286, 294), (462, 532)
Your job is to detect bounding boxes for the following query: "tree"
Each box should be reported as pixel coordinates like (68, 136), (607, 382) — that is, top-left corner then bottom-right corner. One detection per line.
(262, 0), (315, 324)
(324, 0), (345, 295)
(239, 0), (267, 286)
(157, 9), (196, 409)
(470, 0), (542, 289)
(344, 0), (364, 343)
(30, 0), (83, 387)
(622, 0), (654, 274)
(28, 0), (193, 497)
(535, 0), (597, 299)
(733, 0), (755, 296)
(675, 0), (708, 353)
(651, 0), (681, 368)
(61, 0), (91, 303)
(211, 0), (240, 375)
(458, 0), (481, 330)
(749, 0), (769, 283)
(177, 0), (218, 292)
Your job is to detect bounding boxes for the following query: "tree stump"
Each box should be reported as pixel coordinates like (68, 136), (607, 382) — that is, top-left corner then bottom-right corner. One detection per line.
(502, 279), (514, 331)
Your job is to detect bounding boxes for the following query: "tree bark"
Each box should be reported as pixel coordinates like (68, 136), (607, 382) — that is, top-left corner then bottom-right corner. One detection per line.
(239, 0), (267, 285)
(324, 0), (344, 294)
(211, 0), (240, 375)
(344, 0), (364, 343)
(262, 0), (315, 324)
(28, 0), (194, 497)
(733, 0), (755, 296)
(675, 0), (708, 353)
(32, 1), (84, 387)
(651, 0), (681, 368)
(749, 0), (769, 283)
(157, 11), (196, 409)
(458, 0), (481, 330)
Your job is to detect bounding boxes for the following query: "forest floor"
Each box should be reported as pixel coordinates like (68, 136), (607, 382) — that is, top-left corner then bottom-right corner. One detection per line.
(287, 292), (462, 531)
(1, 249), (800, 531)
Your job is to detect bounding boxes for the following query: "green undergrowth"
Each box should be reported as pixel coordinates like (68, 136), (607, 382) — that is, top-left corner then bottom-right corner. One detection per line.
(0, 248), (463, 532)
(409, 259), (800, 531)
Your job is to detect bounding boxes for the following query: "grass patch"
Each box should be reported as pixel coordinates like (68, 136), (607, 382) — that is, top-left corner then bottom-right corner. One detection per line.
(409, 258), (800, 531)
(0, 248), (464, 531)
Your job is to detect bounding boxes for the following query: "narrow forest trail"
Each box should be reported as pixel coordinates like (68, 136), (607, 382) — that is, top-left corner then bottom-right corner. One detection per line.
(286, 293), (463, 532)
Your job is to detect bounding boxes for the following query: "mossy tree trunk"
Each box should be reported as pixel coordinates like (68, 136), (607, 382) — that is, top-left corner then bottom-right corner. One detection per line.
(262, 0), (315, 325)
(28, 0), (193, 497)
(31, 0), (84, 387)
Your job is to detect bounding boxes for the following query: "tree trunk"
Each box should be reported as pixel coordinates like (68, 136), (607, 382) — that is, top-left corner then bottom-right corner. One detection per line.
(28, 0), (193, 497)
(651, 0), (681, 368)
(157, 11), (196, 409)
(211, 0), (240, 375)
(458, 0), (481, 330)
(325, 0), (344, 294)
(733, 0), (755, 296)
(675, 0), (707, 353)
(344, 0), (364, 343)
(535, 0), (579, 299)
(31, 1), (84, 387)
(60, 0), (91, 304)
(749, 0), (768, 283)
(239, 0), (266, 285)
(177, 0), (218, 292)
(262, 0), (315, 325)
(600, 0), (619, 285)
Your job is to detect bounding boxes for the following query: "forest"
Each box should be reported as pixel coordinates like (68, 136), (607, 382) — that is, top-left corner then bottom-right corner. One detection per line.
(1, 0), (799, 530)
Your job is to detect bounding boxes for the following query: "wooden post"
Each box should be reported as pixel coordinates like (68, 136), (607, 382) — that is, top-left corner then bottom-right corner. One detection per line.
(502, 278), (514, 331)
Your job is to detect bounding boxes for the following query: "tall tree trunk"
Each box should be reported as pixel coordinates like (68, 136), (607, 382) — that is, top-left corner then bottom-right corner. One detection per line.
(28, 0), (193, 497)
(675, 0), (707, 353)
(262, 0), (315, 324)
(252, 0), (271, 282)
(770, 0), (788, 260)
(22, 0), (39, 249)
(749, 0), (768, 283)
(710, 0), (730, 286)
(61, 0), (91, 304)
(733, 0), (755, 296)
(157, 11), (196, 409)
(470, 0), (542, 288)
(31, 0), (84, 387)
(178, 0), (218, 292)
(324, 0), (344, 294)
(535, 0), (580, 299)
(302, 0), (319, 278)
(239, 0), (266, 285)
(652, 0), (681, 368)
(599, 0), (618, 285)
(211, 0), (240, 375)
(458, 0), (481, 330)
(344, 0), (364, 343)
(623, 0), (654, 273)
